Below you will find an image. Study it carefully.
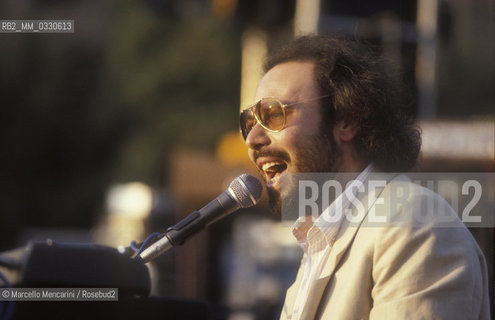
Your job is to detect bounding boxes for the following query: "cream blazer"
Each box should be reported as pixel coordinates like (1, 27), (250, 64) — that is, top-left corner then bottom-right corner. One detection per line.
(281, 175), (490, 320)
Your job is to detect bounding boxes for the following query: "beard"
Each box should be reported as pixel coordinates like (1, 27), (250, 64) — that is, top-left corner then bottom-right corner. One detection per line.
(259, 127), (341, 216)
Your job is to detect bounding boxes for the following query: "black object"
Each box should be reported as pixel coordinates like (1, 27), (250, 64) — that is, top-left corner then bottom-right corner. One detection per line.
(18, 241), (150, 297)
(1, 240), (214, 320)
(12, 297), (210, 320)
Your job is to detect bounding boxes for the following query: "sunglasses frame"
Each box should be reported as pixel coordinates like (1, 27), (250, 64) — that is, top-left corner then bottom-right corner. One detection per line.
(240, 95), (330, 140)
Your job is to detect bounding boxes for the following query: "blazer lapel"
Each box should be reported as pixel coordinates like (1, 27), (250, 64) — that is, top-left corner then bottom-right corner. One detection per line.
(299, 275), (336, 319)
(281, 261), (305, 319)
(298, 173), (393, 319)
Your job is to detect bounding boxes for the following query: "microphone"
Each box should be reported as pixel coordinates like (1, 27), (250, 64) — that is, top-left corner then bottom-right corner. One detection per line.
(138, 174), (263, 263)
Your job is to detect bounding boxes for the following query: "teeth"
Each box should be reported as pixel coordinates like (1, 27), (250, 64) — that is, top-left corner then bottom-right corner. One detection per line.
(270, 174), (281, 184)
(262, 161), (284, 172)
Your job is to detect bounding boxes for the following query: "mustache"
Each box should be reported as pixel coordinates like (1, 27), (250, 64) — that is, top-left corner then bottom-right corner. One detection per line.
(254, 149), (291, 163)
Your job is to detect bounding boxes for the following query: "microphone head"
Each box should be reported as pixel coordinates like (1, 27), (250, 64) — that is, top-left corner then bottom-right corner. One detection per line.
(228, 174), (263, 208)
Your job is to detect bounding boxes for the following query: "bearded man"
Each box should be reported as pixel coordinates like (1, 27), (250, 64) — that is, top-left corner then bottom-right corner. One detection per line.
(239, 35), (490, 320)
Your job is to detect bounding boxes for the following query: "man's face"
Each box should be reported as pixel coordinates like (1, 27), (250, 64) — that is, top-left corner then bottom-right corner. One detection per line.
(243, 61), (341, 215)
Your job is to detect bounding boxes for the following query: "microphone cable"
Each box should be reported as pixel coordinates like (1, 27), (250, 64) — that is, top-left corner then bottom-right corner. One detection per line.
(127, 232), (163, 259)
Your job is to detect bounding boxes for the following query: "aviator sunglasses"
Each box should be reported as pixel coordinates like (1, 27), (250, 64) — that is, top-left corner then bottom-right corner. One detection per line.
(239, 95), (330, 140)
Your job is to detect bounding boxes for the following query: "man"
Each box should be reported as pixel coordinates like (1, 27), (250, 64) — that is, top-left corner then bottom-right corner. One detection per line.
(239, 35), (490, 319)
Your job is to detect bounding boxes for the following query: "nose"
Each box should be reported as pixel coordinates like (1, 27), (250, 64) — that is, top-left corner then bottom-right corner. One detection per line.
(245, 123), (271, 151)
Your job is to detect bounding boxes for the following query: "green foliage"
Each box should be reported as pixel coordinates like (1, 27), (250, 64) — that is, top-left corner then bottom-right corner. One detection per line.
(104, 0), (241, 184)
(0, 0), (241, 246)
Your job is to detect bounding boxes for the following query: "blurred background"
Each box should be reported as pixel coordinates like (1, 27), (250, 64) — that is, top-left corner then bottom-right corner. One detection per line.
(0, 0), (493, 319)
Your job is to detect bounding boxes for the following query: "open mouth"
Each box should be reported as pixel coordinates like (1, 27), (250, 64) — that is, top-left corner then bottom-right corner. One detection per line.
(262, 161), (288, 187)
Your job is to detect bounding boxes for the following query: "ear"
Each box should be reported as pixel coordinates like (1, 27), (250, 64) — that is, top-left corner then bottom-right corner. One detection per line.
(333, 120), (359, 143)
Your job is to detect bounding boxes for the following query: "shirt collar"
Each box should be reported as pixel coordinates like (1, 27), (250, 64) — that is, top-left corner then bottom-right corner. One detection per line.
(292, 163), (374, 250)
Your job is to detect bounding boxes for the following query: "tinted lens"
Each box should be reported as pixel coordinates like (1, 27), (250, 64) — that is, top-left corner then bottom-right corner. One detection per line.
(240, 108), (256, 140)
(257, 99), (285, 131)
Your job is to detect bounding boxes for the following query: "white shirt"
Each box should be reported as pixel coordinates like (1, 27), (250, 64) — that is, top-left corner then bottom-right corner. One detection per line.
(286, 164), (373, 320)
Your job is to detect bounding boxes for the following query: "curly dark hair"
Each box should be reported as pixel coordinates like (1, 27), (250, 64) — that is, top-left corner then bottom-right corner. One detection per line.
(263, 34), (421, 172)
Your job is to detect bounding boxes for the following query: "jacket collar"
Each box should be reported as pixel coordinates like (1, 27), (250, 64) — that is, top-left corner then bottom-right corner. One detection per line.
(286, 172), (396, 320)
